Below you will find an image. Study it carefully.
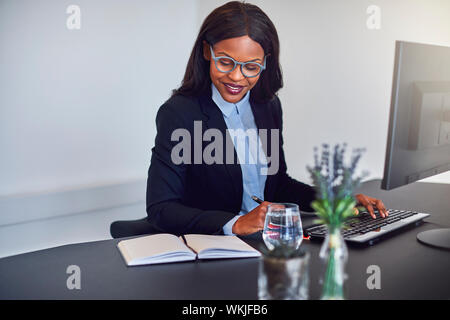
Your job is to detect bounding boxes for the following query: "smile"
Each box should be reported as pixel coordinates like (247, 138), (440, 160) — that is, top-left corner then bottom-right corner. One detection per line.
(224, 83), (244, 95)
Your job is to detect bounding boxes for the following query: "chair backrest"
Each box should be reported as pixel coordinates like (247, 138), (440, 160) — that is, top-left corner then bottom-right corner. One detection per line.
(110, 217), (159, 239)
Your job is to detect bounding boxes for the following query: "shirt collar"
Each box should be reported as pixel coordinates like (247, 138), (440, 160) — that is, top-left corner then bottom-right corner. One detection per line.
(211, 83), (250, 118)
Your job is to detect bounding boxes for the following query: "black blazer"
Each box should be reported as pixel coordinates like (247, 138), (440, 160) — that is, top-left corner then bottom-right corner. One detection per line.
(146, 89), (316, 236)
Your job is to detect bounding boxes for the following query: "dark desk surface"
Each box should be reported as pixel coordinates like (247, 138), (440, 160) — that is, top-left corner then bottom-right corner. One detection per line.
(1, 180), (449, 300)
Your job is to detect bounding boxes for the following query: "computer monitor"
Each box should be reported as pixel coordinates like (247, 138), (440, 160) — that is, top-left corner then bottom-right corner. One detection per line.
(382, 40), (450, 249)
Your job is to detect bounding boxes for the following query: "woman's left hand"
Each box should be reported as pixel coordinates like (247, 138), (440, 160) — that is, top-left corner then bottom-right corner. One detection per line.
(354, 193), (389, 219)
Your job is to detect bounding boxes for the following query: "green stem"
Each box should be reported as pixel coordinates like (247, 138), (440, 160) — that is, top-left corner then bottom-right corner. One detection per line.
(321, 228), (345, 300)
(322, 247), (335, 297)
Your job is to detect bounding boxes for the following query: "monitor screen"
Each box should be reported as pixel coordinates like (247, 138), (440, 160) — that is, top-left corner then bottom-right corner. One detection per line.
(382, 41), (450, 190)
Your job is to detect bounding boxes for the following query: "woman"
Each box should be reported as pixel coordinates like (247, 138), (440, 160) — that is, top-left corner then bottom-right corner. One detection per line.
(146, 1), (388, 237)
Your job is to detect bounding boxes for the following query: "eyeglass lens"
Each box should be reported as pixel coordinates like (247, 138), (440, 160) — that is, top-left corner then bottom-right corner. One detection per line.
(216, 57), (262, 77)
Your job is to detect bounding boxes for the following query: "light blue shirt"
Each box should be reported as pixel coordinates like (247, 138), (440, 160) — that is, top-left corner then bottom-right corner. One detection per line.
(211, 83), (267, 235)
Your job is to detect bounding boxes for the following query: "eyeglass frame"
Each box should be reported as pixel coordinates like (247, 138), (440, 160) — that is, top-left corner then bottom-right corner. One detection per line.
(209, 45), (268, 78)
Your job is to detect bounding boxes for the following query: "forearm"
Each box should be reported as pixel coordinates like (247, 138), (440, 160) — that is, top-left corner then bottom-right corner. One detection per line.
(147, 200), (237, 236)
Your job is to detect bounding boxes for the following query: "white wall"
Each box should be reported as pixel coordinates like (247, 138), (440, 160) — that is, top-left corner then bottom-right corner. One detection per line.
(198, 0), (450, 184)
(0, 0), (200, 226)
(0, 0), (198, 197)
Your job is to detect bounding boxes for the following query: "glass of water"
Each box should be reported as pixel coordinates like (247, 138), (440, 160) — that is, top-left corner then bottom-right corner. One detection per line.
(262, 203), (303, 251)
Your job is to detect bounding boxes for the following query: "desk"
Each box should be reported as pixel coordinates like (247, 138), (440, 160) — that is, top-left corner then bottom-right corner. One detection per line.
(0, 180), (449, 299)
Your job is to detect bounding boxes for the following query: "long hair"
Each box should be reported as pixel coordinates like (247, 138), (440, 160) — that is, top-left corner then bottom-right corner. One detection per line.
(172, 1), (283, 103)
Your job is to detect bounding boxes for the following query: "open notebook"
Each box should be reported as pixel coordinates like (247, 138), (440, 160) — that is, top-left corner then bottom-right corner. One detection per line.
(117, 233), (261, 266)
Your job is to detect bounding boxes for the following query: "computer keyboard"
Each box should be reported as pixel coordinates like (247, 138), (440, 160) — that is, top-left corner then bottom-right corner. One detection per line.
(305, 209), (430, 246)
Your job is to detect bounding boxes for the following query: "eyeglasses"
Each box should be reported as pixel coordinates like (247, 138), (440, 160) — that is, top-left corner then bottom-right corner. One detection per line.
(209, 45), (268, 78)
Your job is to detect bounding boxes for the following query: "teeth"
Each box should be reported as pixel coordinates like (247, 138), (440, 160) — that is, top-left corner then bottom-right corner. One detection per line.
(225, 84), (241, 90)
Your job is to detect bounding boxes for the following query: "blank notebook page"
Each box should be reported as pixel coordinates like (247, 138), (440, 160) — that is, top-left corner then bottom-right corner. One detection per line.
(120, 233), (192, 259)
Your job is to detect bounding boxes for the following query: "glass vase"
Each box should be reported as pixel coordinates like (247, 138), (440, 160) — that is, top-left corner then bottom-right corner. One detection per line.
(319, 226), (348, 300)
(258, 251), (310, 300)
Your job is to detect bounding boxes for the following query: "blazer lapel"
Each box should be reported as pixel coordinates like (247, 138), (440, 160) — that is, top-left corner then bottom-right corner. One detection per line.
(198, 92), (243, 205)
(250, 99), (272, 157)
(250, 98), (278, 202)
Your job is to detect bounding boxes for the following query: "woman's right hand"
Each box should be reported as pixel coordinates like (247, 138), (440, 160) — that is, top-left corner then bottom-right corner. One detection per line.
(232, 201), (271, 235)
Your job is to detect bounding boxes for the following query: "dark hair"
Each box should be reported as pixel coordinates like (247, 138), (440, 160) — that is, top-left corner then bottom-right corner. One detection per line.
(172, 1), (283, 103)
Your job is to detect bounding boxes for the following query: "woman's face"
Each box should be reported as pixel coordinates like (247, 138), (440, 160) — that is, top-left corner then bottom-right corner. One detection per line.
(203, 35), (265, 104)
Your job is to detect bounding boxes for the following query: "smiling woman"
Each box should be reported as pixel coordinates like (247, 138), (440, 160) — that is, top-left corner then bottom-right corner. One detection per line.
(172, 1), (282, 104)
(145, 1), (388, 237)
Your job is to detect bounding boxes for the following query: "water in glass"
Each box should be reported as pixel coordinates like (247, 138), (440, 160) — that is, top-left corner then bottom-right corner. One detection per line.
(262, 203), (303, 250)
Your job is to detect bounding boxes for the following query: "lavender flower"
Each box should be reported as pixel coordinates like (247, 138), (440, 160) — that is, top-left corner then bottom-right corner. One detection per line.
(307, 143), (369, 227)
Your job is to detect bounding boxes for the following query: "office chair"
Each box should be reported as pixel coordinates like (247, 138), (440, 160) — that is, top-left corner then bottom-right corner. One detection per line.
(110, 217), (159, 239)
